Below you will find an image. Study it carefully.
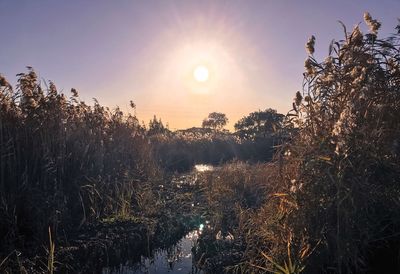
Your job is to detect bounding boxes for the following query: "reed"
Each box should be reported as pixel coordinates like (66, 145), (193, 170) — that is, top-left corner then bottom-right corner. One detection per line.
(0, 69), (161, 255)
(47, 227), (55, 274)
(195, 14), (400, 273)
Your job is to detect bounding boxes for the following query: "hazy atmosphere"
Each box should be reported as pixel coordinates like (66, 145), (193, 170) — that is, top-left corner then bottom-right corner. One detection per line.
(1, 0), (399, 129)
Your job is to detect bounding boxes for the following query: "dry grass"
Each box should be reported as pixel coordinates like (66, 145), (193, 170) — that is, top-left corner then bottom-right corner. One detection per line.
(195, 14), (400, 274)
(0, 69), (162, 265)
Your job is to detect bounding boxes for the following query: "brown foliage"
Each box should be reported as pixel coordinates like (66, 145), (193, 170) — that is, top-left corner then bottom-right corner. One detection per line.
(0, 68), (161, 251)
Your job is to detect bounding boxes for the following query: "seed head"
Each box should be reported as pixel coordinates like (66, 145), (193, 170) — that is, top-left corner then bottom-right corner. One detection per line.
(71, 88), (79, 97)
(0, 75), (7, 86)
(364, 12), (381, 35)
(350, 25), (363, 45)
(304, 58), (315, 75)
(49, 81), (57, 95)
(306, 35), (316, 55)
(28, 97), (37, 108)
(294, 91), (303, 106)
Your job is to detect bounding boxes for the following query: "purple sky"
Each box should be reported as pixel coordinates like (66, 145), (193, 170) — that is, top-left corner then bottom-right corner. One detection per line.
(1, 0), (399, 129)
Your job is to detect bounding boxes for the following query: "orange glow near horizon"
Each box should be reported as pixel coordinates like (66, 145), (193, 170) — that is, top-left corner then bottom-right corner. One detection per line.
(103, 33), (289, 131)
(3, 2), (399, 131)
(131, 39), (260, 130)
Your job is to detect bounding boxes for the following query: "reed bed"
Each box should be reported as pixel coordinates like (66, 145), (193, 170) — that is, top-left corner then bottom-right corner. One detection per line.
(196, 14), (400, 273)
(0, 68), (161, 260)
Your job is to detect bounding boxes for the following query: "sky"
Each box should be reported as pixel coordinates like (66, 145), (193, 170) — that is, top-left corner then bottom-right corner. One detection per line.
(1, 0), (399, 130)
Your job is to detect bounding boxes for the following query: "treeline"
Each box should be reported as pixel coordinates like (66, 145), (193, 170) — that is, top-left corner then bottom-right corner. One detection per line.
(194, 14), (400, 273)
(147, 109), (287, 172)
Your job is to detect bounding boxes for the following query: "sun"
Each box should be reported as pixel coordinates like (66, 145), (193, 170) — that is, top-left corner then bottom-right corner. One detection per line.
(193, 65), (209, 82)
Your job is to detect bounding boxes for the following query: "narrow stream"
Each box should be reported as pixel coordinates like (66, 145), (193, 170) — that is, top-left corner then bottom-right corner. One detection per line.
(102, 164), (213, 274)
(103, 228), (203, 274)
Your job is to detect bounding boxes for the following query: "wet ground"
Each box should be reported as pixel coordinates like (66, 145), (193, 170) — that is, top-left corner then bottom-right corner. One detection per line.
(0, 164), (214, 273)
(100, 165), (213, 274)
(102, 229), (204, 274)
(99, 165), (213, 274)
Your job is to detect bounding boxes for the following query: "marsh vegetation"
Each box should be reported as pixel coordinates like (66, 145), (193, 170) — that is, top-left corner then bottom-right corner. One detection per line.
(1, 14), (400, 273)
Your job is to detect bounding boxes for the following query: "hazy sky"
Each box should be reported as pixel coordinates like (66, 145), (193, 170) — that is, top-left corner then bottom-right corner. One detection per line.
(1, 1), (399, 130)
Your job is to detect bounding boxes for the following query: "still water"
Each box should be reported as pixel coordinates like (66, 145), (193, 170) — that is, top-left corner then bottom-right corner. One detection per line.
(193, 164), (214, 172)
(102, 229), (203, 274)
(102, 165), (213, 274)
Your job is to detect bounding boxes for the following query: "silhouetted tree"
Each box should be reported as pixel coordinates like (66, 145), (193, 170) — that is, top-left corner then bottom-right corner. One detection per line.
(148, 115), (170, 136)
(202, 112), (228, 130)
(234, 108), (284, 139)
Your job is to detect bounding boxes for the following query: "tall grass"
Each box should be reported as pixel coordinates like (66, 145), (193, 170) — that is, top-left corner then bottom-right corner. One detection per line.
(0, 68), (161, 254)
(281, 13), (400, 273)
(47, 227), (55, 274)
(199, 162), (270, 232)
(196, 14), (400, 273)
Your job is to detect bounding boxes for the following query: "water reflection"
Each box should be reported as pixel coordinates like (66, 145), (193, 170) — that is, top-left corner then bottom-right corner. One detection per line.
(103, 228), (204, 274)
(194, 164), (214, 172)
(103, 167), (210, 274)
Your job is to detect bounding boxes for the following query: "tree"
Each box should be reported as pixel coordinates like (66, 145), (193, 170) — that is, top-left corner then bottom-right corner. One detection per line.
(148, 115), (169, 136)
(234, 108), (284, 139)
(202, 112), (228, 130)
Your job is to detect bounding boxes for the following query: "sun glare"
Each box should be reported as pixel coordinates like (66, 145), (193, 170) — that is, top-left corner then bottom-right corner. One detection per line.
(193, 65), (209, 82)
(160, 40), (245, 96)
